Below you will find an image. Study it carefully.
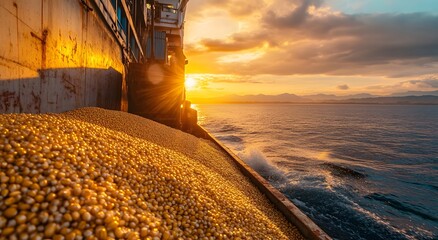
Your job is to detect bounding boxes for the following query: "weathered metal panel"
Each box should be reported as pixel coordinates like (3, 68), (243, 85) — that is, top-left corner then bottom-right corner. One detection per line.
(85, 67), (122, 110)
(2, 0), (43, 113)
(19, 69), (41, 113)
(83, 5), (124, 110)
(16, 0), (43, 33)
(0, 0), (125, 114)
(38, 0), (84, 113)
(0, 3), (19, 65)
(0, 2), (24, 113)
(146, 31), (167, 61)
(0, 78), (20, 113)
(0, 1), (18, 113)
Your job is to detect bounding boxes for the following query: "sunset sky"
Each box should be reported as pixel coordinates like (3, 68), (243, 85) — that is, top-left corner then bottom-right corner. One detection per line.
(183, 0), (438, 100)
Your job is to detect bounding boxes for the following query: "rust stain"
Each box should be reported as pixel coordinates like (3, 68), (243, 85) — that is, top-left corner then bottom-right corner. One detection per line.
(31, 91), (41, 112)
(0, 91), (20, 112)
(14, 1), (19, 64)
(42, 30), (48, 67)
(30, 31), (45, 43)
(62, 72), (77, 94)
(72, 42), (78, 55)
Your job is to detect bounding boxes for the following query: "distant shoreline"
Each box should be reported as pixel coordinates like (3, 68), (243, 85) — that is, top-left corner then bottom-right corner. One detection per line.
(192, 102), (438, 105)
(190, 95), (438, 105)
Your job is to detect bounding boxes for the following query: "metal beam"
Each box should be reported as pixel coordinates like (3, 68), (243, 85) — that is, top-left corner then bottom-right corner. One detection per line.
(120, 0), (144, 57)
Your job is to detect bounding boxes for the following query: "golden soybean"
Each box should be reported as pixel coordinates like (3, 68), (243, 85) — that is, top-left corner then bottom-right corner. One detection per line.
(0, 109), (303, 239)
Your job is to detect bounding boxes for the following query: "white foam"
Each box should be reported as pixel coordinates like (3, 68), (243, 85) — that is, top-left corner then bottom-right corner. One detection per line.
(292, 198), (307, 208)
(238, 148), (287, 182)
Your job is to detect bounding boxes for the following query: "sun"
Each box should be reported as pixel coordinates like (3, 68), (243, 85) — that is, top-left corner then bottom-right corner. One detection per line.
(185, 77), (197, 90)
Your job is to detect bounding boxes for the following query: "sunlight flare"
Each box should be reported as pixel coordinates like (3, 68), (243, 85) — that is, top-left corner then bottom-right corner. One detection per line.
(185, 77), (197, 90)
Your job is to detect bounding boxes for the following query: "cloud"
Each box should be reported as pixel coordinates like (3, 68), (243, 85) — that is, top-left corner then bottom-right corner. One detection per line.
(403, 79), (438, 88)
(337, 84), (349, 90)
(199, 36), (264, 52)
(186, 0), (438, 78)
(186, 74), (266, 91)
(187, 0), (265, 18)
(367, 76), (438, 91)
(263, 0), (324, 28)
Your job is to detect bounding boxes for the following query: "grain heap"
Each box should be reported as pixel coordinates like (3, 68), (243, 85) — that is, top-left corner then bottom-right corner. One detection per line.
(0, 108), (303, 239)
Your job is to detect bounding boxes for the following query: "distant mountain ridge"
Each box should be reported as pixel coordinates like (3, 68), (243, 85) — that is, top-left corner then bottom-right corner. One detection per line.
(224, 93), (305, 102)
(303, 93), (379, 101)
(192, 91), (438, 104)
(390, 90), (438, 97)
(328, 95), (438, 105)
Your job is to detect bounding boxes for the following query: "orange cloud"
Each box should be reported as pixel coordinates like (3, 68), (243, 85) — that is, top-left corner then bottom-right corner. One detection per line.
(184, 0), (438, 96)
(187, 0), (438, 77)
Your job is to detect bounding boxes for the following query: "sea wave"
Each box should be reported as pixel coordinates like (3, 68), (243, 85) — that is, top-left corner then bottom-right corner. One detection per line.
(217, 124), (243, 133)
(238, 148), (287, 183)
(198, 104), (438, 240)
(283, 185), (415, 240)
(321, 162), (367, 179)
(365, 193), (438, 222)
(400, 180), (438, 191)
(217, 135), (244, 143)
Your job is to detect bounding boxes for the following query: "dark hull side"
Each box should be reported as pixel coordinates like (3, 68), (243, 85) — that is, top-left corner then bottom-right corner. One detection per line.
(127, 62), (185, 128)
(0, 0), (148, 114)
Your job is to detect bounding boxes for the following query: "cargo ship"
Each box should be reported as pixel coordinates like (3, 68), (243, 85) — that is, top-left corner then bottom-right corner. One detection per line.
(0, 0), (329, 239)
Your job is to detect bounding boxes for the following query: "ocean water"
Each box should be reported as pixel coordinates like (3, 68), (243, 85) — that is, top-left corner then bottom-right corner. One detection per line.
(196, 104), (438, 240)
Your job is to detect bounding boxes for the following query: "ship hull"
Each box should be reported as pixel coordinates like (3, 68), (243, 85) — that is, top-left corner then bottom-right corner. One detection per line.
(0, 0), (131, 113)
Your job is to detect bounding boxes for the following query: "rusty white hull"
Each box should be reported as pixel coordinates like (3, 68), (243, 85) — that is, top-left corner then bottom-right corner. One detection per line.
(0, 0), (130, 114)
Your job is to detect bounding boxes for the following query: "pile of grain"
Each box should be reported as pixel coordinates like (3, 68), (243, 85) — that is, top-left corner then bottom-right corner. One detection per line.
(0, 108), (303, 239)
